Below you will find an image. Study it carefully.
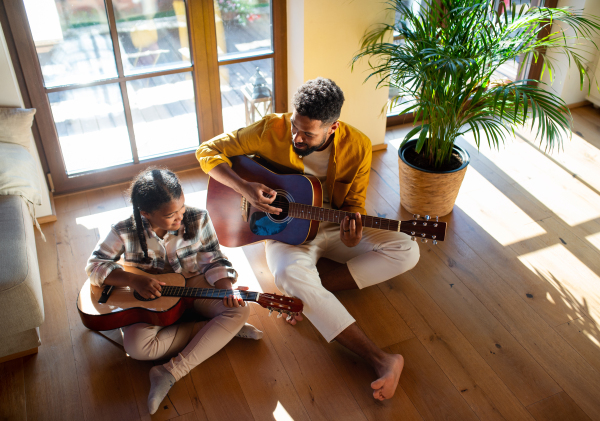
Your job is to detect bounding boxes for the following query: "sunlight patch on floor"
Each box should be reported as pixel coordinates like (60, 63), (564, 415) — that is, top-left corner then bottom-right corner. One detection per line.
(586, 232), (600, 253)
(273, 401), (295, 421)
(518, 244), (600, 324)
(455, 168), (546, 245)
(462, 132), (600, 227)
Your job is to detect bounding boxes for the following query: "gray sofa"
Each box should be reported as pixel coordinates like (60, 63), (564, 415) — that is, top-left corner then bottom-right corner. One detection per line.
(0, 107), (45, 361)
(0, 195), (44, 361)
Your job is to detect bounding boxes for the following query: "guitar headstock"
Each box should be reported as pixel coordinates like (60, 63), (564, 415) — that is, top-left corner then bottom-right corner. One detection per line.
(257, 292), (304, 317)
(400, 214), (447, 244)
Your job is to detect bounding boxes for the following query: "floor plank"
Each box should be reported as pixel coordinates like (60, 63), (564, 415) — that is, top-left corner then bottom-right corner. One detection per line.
(387, 338), (479, 421)
(555, 317), (600, 374)
(527, 392), (592, 421)
(225, 314), (312, 421)
(0, 359), (26, 421)
(22, 224), (84, 421)
(410, 240), (563, 406)
(381, 274), (535, 420)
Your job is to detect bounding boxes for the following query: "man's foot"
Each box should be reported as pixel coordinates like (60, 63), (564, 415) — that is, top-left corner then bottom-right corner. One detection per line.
(148, 365), (176, 414)
(284, 313), (303, 326)
(371, 354), (404, 401)
(235, 323), (263, 340)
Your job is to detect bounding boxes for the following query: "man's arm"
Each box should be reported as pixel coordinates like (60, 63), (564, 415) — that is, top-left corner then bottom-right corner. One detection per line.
(209, 163), (282, 214)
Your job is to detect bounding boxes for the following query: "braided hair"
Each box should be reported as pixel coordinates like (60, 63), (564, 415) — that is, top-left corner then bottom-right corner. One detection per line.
(127, 168), (196, 264)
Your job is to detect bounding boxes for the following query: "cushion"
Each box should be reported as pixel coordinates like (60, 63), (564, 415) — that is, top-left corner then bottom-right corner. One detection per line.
(0, 143), (42, 205)
(0, 107), (36, 150)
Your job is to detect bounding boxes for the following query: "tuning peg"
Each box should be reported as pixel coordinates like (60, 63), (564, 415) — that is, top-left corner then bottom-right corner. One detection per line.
(413, 214), (420, 220)
(421, 238), (427, 243)
(433, 240), (438, 245)
(425, 215), (430, 221)
(436, 216), (439, 222)
(277, 312), (283, 318)
(432, 235), (436, 239)
(411, 236), (416, 241)
(286, 314), (293, 321)
(421, 233), (426, 237)
(268, 309), (273, 317)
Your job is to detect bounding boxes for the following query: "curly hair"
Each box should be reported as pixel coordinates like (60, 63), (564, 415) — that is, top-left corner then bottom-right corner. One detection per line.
(292, 77), (345, 124)
(126, 167), (196, 263)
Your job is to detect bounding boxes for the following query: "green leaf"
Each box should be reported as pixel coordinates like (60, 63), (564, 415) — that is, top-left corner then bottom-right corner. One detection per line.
(416, 124), (430, 153)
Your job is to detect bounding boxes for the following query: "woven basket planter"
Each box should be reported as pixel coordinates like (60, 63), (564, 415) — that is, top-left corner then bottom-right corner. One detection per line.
(398, 140), (470, 217)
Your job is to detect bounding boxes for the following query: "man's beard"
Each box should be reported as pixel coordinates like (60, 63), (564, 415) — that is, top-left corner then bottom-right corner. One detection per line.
(292, 133), (328, 157)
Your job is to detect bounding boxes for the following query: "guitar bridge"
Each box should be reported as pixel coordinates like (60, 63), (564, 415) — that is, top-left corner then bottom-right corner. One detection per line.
(241, 197), (250, 222)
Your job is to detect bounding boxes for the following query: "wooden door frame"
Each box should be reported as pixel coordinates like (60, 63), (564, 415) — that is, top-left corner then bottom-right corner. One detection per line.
(1, 0), (287, 195)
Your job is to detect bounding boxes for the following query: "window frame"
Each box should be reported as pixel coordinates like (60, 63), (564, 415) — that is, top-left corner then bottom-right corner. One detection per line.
(0, 0), (287, 194)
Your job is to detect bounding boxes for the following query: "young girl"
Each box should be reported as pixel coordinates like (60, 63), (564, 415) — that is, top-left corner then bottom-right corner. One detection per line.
(85, 168), (261, 415)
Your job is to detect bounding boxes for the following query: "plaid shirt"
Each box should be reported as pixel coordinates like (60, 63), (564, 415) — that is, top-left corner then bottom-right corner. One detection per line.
(85, 207), (237, 287)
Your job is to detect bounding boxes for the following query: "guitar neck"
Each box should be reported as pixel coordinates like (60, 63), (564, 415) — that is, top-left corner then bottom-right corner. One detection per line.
(160, 286), (260, 302)
(288, 203), (400, 231)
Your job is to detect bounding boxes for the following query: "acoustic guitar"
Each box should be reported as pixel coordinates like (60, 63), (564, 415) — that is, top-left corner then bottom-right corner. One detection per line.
(207, 155), (447, 247)
(77, 267), (303, 331)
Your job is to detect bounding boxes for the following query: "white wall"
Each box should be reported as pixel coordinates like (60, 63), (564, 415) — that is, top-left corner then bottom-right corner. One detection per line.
(541, 0), (600, 105)
(286, 0), (393, 146)
(0, 20), (53, 218)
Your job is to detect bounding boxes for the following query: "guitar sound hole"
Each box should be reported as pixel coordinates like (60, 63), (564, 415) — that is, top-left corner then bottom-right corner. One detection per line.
(133, 291), (158, 301)
(270, 195), (289, 221)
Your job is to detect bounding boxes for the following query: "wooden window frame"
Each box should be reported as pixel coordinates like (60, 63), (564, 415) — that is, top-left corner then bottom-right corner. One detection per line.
(0, 0), (287, 195)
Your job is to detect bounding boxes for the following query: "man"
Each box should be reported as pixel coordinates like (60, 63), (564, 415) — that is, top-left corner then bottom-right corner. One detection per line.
(196, 78), (420, 400)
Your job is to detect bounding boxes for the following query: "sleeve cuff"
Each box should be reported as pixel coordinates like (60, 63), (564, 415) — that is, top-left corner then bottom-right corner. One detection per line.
(204, 266), (238, 286)
(89, 262), (123, 287)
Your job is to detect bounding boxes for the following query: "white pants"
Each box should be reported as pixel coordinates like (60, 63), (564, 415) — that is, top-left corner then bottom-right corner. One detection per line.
(265, 222), (419, 342)
(122, 276), (249, 381)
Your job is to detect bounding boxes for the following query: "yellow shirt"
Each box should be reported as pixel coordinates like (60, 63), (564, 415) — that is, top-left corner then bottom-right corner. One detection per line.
(196, 113), (372, 215)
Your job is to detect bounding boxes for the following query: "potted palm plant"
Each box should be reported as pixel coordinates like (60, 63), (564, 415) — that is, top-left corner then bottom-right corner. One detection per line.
(353, 0), (600, 216)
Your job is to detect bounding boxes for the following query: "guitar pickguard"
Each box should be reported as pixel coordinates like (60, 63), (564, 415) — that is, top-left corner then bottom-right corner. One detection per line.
(249, 211), (289, 236)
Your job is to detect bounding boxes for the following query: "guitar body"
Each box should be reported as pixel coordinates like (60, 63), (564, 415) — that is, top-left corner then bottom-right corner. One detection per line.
(77, 269), (191, 331)
(207, 155), (322, 247)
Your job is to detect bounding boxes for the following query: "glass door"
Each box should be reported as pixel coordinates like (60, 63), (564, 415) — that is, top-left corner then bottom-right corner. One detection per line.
(23, 0), (200, 177)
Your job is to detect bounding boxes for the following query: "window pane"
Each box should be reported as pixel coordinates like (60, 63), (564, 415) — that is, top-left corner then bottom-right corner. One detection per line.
(127, 72), (199, 160)
(219, 58), (273, 133)
(214, 0), (272, 60)
(112, 0), (192, 76)
(24, 0), (118, 88)
(49, 84), (132, 175)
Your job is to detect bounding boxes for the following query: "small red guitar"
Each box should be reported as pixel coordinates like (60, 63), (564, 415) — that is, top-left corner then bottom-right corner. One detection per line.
(207, 155), (447, 247)
(77, 267), (303, 331)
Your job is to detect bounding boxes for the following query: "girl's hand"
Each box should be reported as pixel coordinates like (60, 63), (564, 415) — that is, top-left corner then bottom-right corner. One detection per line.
(215, 278), (247, 308)
(132, 275), (166, 299)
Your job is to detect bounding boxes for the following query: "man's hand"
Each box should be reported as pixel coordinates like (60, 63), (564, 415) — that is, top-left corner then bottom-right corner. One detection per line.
(215, 278), (247, 308)
(340, 212), (363, 247)
(131, 275), (166, 299)
(240, 181), (282, 215)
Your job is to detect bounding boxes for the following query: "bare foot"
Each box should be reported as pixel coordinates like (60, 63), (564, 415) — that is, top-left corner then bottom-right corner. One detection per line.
(285, 313), (304, 326)
(371, 354), (404, 401)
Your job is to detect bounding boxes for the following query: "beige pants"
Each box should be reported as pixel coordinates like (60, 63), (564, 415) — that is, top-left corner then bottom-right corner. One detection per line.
(265, 222), (420, 342)
(122, 276), (249, 381)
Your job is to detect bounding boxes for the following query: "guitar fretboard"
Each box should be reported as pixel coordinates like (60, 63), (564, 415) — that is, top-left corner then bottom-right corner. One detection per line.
(160, 286), (260, 302)
(288, 203), (400, 231)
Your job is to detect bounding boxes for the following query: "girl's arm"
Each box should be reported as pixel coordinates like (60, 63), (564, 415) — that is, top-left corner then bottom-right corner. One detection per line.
(85, 224), (165, 299)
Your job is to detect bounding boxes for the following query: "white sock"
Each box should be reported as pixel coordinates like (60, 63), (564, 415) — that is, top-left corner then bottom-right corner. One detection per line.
(235, 323), (263, 340)
(148, 365), (176, 415)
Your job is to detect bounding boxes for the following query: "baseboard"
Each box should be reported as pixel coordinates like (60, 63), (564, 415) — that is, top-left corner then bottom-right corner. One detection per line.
(0, 347), (38, 364)
(37, 192), (57, 225)
(372, 143), (388, 152)
(568, 100), (591, 110)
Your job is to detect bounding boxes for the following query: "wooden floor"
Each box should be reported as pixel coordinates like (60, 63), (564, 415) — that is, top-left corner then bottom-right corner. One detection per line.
(2, 106), (600, 421)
